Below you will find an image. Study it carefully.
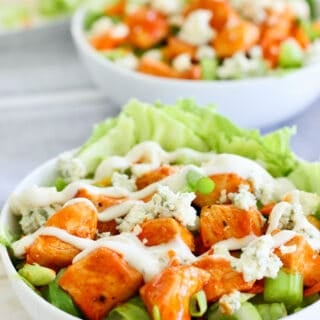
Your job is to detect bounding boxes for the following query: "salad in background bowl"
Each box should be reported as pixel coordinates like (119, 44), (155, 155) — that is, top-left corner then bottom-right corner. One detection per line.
(2, 99), (320, 320)
(83, 0), (320, 80)
(71, 0), (320, 128)
(0, 0), (84, 33)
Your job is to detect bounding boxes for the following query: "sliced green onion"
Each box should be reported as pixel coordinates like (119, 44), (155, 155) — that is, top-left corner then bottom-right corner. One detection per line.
(190, 290), (207, 317)
(255, 303), (287, 320)
(207, 301), (262, 320)
(105, 296), (151, 320)
(264, 269), (303, 312)
(200, 58), (218, 80)
(18, 263), (56, 286)
(152, 305), (161, 320)
(55, 177), (68, 191)
(186, 170), (215, 195)
(196, 177), (215, 195)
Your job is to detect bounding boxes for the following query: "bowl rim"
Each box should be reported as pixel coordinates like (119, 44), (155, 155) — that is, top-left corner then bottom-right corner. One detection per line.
(71, 6), (320, 87)
(0, 155), (79, 320)
(1, 152), (320, 320)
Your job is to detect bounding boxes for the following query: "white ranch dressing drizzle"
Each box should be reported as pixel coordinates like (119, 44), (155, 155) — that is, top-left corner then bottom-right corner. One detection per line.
(213, 230), (297, 253)
(98, 200), (142, 222)
(73, 233), (196, 282)
(12, 227), (197, 282)
(12, 226), (95, 258)
(11, 142), (278, 220)
(62, 197), (98, 213)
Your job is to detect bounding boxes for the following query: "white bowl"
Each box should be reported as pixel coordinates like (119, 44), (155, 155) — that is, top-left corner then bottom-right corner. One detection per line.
(0, 157), (78, 320)
(1, 154), (320, 319)
(71, 8), (320, 128)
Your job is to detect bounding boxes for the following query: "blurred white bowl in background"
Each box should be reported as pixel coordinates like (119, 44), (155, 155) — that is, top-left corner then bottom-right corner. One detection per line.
(71, 8), (320, 128)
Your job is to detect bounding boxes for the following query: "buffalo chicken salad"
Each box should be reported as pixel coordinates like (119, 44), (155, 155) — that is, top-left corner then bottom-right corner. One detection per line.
(84, 0), (320, 80)
(2, 100), (320, 320)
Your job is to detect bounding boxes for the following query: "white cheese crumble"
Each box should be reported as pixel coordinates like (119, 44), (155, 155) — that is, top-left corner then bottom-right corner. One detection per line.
(111, 172), (137, 192)
(229, 0), (286, 23)
(57, 153), (87, 183)
(219, 189), (228, 204)
(232, 235), (283, 282)
(288, 0), (310, 20)
(89, 16), (114, 37)
(151, 0), (184, 15)
(142, 49), (163, 61)
(178, 9), (215, 46)
(195, 45), (216, 61)
(219, 290), (242, 315)
(230, 0), (309, 23)
(116, 185), (197, 232)
(110, 23), (129, 38)
(114, 53), (139, 70)
(217, 52), (267, 80)
(228, 184), (257, 210)
(19, 205), (61, 235)
(249, 45), (262, 59)
(267, 201), (320, 250)
(172, 53), (192, 72)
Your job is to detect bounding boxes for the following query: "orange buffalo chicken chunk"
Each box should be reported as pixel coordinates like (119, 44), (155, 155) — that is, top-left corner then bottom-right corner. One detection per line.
(200, 204), (263, 248)
(26, 201), (97, 269)
(138, 217), (195, 251)
(140, 265), (210, 320)
(193, 256), (254, 301)
(59, 247), (143, 320)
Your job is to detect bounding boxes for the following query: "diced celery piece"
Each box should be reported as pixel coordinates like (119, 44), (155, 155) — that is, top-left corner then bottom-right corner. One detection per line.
(279, 41), (304, 69)
(200, 58), (218, 80)
(264, 269), (303, 311)
(255, 303), (287, 320)
(207, 302), (262, 320)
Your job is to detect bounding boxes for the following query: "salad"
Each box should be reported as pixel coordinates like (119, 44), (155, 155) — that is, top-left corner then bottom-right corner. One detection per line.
(2, 99), (320, 320)
(0, 0), (84, 32)
(84, 0), (320, 80)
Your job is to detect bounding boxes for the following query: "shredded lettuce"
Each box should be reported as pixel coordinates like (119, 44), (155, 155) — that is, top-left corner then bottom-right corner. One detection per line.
(289, 161), (320, 194)
(75, 99), (299, 180)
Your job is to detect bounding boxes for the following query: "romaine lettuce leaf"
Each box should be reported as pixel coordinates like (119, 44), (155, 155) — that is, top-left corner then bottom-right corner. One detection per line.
(76, 99), (298, 179)
(289, 161), (320, 194)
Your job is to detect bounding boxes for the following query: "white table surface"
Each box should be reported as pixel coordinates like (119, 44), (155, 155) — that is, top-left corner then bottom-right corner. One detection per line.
(1, 22), (320, 319)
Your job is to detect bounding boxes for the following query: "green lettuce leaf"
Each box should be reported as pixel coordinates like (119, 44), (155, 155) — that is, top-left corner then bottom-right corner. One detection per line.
(288, 161), (320, 194)
(76, 114), (136, 175)
(75, 99), (298, 179)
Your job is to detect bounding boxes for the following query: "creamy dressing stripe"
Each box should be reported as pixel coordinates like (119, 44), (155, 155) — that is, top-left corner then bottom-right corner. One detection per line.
(12, 226), (95, 258)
